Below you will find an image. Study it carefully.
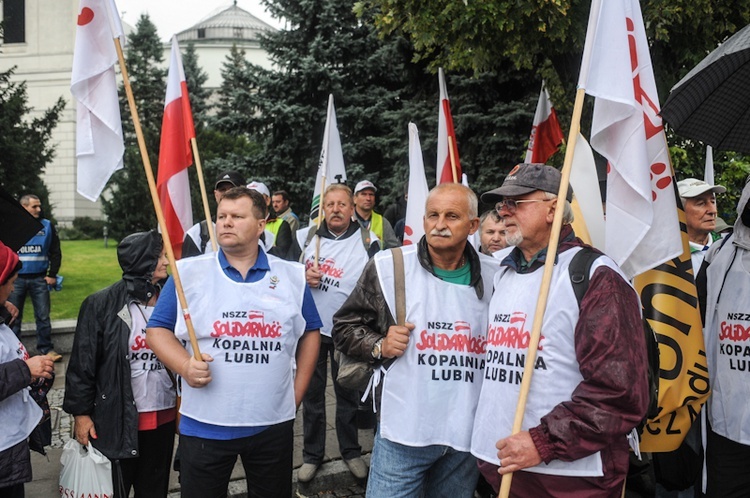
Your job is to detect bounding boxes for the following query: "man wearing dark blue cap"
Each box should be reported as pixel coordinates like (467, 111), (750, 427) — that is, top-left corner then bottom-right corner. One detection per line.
(470, 163), (649, 497)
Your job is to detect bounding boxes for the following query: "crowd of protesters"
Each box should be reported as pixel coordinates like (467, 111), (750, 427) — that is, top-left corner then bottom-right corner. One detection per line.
(2, 164), (747, 498)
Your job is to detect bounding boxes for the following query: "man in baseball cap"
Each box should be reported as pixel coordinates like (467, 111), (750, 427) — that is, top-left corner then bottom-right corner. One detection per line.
(214, 170), (245, 192)
(677, 177), (727, 276)
(471, 164), (647, 497)
(182, 171), (246, 258)
(481, 162), (573, 204)
(352, 180), (399, 249)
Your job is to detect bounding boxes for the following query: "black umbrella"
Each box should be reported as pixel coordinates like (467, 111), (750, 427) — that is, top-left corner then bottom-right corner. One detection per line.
(0, 186), (43, 252)
(661, 23), (750, 154)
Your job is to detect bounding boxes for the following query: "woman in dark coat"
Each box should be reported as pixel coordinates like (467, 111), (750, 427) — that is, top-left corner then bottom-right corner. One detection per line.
(0, 241), (54, 498)
(63, 230), (176, 498)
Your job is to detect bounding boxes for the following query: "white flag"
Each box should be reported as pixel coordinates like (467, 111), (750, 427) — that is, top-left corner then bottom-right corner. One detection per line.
(704, 145), (714, 185)
(569, 133), (605, 249)
(71, 0), (125, 202)
(403, 123), (429, 246)
(309, 94), (347, 225)
(580, 0), (681, 279)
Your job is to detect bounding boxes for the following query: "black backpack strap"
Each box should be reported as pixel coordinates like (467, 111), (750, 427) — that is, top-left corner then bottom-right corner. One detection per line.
(568, 247), (602, 307)
(199, 219), (210, 253)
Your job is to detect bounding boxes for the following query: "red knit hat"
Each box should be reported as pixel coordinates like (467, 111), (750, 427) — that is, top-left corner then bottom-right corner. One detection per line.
(0, 241), (19, 286)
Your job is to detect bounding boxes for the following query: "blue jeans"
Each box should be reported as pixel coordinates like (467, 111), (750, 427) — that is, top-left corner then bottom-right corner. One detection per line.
(367, 427), (479, 498)
(8, 275), (53, 353)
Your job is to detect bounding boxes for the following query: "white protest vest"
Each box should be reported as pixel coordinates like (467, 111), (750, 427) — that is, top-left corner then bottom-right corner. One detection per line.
(174, 250), (307, 426)
(375, 246), (499, 451)
(300, 227), (372, 337)
(128, 303), (176, 413)
(471, 247), (624, 477)
(0, 325), (42, 452)
(705, 243), (750, 444)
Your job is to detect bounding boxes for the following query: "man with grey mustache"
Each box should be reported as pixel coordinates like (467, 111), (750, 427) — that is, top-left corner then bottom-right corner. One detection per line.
(333, 183), (500, 497)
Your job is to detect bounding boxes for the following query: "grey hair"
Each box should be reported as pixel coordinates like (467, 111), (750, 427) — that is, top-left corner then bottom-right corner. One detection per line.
(426, 183), (478, 218)
(542, 191), (574, 224)
(19, 194), (40, 206)
(479, 209), (503, 226)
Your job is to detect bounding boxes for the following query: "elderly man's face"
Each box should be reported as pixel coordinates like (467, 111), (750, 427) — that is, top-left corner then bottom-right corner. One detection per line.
(423, 188), (479, 252)
(684, 192), (717, 242)
(497, 192), (555, 258)
(323, 190), (354, 233)
(480, 217), (507, 255)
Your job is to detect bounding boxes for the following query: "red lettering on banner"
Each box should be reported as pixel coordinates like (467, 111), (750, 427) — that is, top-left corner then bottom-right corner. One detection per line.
(306, 257), (344, 279)
(131, 335), (150, 351)
(486, 312), (544, 350)
(719, 321), (750, 342)
(625, 16), (672, 199)
(415, 329), (486, 354)
(211, 319), (282, 338)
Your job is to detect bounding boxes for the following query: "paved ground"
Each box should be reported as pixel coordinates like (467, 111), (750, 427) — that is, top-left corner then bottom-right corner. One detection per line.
(28, 353), (374, 497)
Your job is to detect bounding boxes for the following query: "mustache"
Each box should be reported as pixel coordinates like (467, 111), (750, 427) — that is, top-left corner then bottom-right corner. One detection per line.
(430, 228), (452, 237)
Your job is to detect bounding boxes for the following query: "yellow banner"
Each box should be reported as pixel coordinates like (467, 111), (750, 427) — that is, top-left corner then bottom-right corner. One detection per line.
(634, 187), (710, 452)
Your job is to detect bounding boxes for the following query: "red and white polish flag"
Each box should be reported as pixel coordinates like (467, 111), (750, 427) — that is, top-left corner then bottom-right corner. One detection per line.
(525, 83), (565, 164)
(436, 68), (462, 184)
(157, 36), (195, 259)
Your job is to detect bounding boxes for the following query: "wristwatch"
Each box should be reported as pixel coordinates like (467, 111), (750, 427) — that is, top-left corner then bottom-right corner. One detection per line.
(371, 338), (384, 360)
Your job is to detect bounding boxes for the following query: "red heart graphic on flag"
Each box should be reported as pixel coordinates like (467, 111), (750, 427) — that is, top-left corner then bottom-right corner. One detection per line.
(77, 7), (95, 26)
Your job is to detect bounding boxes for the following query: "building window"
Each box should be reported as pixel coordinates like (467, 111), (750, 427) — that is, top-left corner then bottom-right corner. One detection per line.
(197, 28), (205, 39)
(233, 27), (242, 38)
(2, 0), (25, 44)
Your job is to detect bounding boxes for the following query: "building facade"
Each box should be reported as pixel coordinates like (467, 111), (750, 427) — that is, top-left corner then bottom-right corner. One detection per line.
(0, 0), (274, 223)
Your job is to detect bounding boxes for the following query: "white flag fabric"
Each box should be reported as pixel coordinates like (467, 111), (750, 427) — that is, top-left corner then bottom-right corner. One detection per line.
(310, 94), (347, 225)
(704, 145), (714, 185)
(569, 133), (605, 249)
(580, 0), (681, 279)
(403, 123), (429, 246)
(71, 0), (125, 202)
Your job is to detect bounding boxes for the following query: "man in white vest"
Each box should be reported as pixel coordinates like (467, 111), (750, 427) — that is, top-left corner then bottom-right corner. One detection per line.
(146, 187), (321, 498)
(471, 163), (648, 497)
(295, 184), (380, 483)
(698, 177), (750, 497)
(333, 183), (499, 497)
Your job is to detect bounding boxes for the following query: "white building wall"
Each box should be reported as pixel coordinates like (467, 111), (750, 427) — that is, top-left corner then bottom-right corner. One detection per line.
(1, 1), (273, 222)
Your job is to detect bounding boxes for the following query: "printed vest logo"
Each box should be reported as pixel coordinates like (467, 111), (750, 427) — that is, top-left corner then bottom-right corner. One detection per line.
(416, 320), (486, 355)
(213, 310), (282, 339)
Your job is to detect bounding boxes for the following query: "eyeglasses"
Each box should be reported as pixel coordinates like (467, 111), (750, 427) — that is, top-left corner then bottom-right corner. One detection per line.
(495, 198), (553, 215)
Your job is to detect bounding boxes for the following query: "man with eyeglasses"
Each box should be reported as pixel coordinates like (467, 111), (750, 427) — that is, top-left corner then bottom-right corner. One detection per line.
(471, 163), (648, 497)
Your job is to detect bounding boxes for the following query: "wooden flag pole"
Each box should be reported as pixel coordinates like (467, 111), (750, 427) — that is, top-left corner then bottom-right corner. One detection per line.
(498, 87), (586, 498)
(314, 175), (327, 270)
(448, 135), (459, 183)
(113, 37), (202, 361)
(190, 137), (217, 252)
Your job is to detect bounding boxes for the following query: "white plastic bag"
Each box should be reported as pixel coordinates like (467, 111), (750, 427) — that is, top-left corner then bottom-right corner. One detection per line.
(59, 439), (113, 498)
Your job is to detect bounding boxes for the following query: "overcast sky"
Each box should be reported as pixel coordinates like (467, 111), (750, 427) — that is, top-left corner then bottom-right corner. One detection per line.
(116, 0), (284, 41)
